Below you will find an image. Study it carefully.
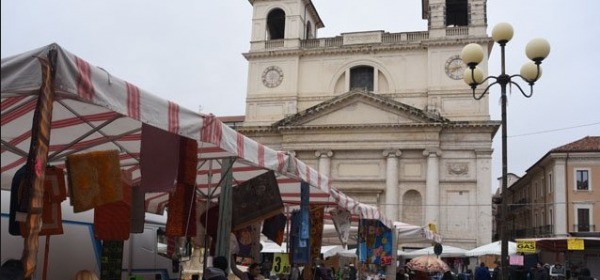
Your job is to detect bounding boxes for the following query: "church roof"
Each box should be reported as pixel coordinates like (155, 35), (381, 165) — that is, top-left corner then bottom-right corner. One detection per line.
(273, 89), (450, 127)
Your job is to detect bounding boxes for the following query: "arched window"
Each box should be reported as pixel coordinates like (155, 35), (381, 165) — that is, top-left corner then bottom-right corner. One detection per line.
(445, 0), (468, 26)
(350, 66), (374, 91)
(305, 20), (312, 39)
(267, 9), (286, 40)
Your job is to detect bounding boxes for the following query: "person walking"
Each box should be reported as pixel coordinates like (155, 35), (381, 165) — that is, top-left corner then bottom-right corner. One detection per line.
(475, 263), (491, 280)
(534, 262), (550, 280)
(491, 261), (501, 280)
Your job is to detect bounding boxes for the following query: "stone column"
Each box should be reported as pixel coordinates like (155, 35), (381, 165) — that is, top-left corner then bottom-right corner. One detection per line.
(475, 149), (493, 245)
(423, 149), (441, 226)
(315, 150), (333, 177)
(553, 157), (568, 236)
(383, 149), (401, 221)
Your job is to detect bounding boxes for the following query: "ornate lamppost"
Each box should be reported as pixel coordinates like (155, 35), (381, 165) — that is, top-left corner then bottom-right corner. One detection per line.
(460, 22), (550, 280)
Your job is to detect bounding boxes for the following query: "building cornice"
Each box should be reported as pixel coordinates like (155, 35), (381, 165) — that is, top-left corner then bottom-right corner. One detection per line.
(243, 36), (492, 60)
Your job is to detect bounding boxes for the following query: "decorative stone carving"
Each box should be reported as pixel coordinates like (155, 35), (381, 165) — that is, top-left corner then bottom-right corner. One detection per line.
(315, 150), (333, 158)
(382, 149), (402, 158)
(422, 148), (442, 157)
(447, 162), (469, 175)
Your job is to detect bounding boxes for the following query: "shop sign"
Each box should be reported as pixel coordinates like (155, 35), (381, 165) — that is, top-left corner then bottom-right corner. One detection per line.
(567, 238), (584, 250)
(516, 240), (536, 253)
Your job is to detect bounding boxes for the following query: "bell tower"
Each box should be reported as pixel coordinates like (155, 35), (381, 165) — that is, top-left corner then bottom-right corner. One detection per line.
(247, 0), (324, 51)
(422, 0), (487, 38)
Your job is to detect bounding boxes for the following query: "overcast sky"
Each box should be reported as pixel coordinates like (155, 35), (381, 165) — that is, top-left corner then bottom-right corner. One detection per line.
(2, 0), (599, 190)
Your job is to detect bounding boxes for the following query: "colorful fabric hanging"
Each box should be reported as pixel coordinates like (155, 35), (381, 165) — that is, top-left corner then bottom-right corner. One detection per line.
(139, 123), (180, 192)
(94, 178), (132, 241)
(262, 213), (287, 245)
(66, 150), (123, 212)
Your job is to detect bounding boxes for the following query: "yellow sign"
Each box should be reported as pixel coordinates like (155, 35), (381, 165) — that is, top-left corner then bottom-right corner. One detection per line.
(567, 238), (584, 250)
(272, 253), (291, 274)
(517, 241), (536, 253)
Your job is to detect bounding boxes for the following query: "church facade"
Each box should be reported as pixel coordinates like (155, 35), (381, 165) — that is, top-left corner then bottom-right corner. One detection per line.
(236, 0), (499, 249)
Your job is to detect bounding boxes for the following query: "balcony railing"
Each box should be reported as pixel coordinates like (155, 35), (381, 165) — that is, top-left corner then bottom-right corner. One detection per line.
(573, 224), (596, 232)
(297, 31), (430, 50)
(446, 26), (469, 37)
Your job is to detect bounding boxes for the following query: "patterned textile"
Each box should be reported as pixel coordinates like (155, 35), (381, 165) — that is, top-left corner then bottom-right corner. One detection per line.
(177, 136), (198, 186)
(11, 166), (67, 236)
(9, 165), (27, 235)
(94, 179), (132, 240)
(308, 205), (325, 266)
(358, 219), (393, 266)
(231, 170), (283, 231)
(289, 210), (309, 266)
(165, 183), (196, 237)
(139, 123), (180, 192)
(234, 225), (255, 258)
(130, 185), (145, 233)
(66, 150), (123, 212)
(37, 166), (67, 236)
(262, 213), (287, 245)
(329, 207), (352, 247)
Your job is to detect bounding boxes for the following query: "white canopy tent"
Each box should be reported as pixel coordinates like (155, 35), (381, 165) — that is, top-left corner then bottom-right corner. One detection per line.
(400, 245), (467, 258)
(1, 43), (445, 278)
(464, 241), (517, 256)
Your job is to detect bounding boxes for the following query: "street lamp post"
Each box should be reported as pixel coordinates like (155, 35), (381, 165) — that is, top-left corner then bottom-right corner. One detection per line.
(461, 22), (550, 280)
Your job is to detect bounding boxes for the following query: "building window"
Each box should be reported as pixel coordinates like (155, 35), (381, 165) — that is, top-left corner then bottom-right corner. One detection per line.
(549, 208), (553, 227)
(350, 66), (374, 91)
(548, 172), (553, 193)
(445, 0), (468, 26)
(577, 208), (590, 232)
(575, 169), (589, 190)
(267, 8), (286, 40)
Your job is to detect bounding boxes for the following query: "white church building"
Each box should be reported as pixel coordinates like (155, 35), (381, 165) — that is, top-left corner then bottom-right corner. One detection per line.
(235, 0), (498, 249)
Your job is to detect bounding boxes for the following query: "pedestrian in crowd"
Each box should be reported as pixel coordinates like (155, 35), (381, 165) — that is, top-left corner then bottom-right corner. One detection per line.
(442, 271), (455, 280)
(534, 262), (550, 280)
(491, 261), (501, 280)
(396, 267), (406, 280)
(0, 259), (24, 280)
(203, 256), (228, 280)
(475, 262), (491, 280)
(577, 268), (595, 280)
(528, 267), (537, 280)
(72, 269), (99, 280)
(231, 259), (263, 280)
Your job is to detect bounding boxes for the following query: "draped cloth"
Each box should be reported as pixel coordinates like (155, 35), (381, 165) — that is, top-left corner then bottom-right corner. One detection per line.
(66, 150), (123, 212)
(329, 207), (352, 247)
(94, 177), (132, 241)
(139, 123), (180, 193)
(262, 213), (287, 245)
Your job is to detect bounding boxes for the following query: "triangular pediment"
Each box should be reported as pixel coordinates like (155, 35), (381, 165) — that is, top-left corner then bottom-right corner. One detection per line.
(275, 90), (448, 127)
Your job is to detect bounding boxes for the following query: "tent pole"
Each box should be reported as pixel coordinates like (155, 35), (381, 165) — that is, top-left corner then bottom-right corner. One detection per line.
(215, 157), (234, 260)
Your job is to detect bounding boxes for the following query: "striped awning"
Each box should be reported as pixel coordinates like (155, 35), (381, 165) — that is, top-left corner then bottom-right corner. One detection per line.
(1, 43), (392, 225)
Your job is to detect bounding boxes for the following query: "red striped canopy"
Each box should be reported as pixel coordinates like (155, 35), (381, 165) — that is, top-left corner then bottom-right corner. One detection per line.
(1, 43), (393, 226)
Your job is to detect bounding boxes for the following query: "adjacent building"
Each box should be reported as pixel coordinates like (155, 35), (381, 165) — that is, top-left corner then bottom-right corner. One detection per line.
(233, 0), (499, 249)
(500, 136), (600, 239)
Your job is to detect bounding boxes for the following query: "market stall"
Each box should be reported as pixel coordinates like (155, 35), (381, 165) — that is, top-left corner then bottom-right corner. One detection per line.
(1, 43), (405, 279)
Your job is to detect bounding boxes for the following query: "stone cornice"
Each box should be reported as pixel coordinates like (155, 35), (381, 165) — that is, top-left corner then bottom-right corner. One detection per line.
(243, 37), (492, 60)
(237, 121), (500, 133)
